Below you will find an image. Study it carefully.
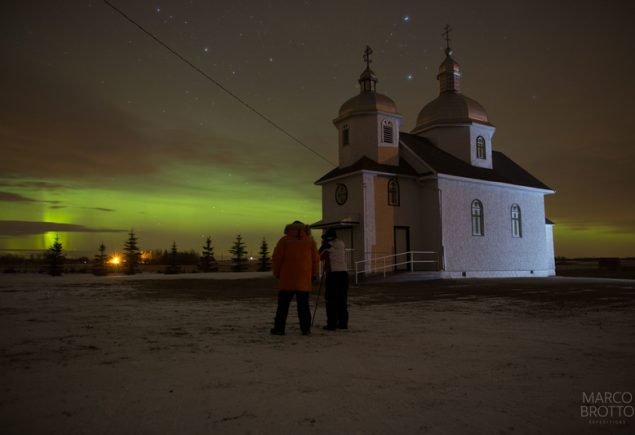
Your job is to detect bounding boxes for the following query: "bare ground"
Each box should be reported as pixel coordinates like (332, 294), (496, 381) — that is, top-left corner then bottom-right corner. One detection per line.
(1, 274), (634, 434)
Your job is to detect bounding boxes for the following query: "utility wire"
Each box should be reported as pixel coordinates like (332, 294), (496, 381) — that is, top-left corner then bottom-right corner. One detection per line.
(102, 0), (336, 167)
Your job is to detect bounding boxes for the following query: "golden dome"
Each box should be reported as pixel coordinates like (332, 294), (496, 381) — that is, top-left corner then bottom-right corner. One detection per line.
(414, 92), (489, 129)
(339, 92), (399, 117)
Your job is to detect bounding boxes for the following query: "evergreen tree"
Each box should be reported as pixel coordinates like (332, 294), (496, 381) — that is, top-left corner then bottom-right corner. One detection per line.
(46, 235), (64, 276)
(198, 236), (218, 272)
(230, 234), (248, 272)
(123, 230), (141, 275)
(258, 237), (271, 272)
(165, 241), (181, 274)
(92, 242), (109, 276)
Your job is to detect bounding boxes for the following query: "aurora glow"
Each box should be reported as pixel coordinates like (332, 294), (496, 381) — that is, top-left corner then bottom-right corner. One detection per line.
(1, 1), (633, 258)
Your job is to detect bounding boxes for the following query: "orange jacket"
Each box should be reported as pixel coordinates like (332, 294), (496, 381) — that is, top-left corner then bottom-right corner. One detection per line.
(272, 223), (319, 292)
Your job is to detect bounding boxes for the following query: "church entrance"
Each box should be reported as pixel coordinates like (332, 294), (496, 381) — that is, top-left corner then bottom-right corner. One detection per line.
(393, 226), (410, 271)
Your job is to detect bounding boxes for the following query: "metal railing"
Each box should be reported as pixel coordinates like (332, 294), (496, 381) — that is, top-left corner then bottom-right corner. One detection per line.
(354, 251), (440, 284)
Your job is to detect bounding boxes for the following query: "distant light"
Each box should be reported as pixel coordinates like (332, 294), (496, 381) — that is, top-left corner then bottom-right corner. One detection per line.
(156, 6), (161, 13)
(407, 73), (414, 80)
(268, 57), (273, 62)
(402, 15), (410, 22)
(203, 47), (209, 53)
(249, 256), (254, 261)
(110, 256), (121, 265)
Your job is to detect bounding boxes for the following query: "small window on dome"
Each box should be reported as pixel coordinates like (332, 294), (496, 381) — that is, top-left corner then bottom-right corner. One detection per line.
(382, 120), (393, 144)
(342, 125), (350, 146)
(476, 136), (486, 159)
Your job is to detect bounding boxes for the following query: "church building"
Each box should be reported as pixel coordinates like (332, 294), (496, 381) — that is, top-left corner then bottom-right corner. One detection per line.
(313, 41), (555, 278)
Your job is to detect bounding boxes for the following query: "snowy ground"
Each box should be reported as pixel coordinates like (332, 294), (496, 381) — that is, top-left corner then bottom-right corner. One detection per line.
(1, 274), (634, 434)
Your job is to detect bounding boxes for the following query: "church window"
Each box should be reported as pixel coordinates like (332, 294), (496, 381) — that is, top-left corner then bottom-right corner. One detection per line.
(382, 120), (393, 144)
(511, 204), (522, 238)
(335, 183), (348, 205)
(476, 136), (486, 159)
(342, 125), (350, 146)
(388, 178), (400, 206)
(471, 199), (484, 236)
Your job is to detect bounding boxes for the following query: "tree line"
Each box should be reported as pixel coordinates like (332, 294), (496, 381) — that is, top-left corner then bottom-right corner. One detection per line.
(41, 231), (271, 276)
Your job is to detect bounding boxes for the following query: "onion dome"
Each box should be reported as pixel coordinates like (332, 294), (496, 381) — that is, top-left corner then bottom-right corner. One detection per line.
(414, 46), (490, 130)
(338, 46), (399, 118)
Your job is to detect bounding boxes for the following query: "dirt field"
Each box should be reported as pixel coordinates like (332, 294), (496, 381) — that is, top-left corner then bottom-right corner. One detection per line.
(1, 274), (634, 434)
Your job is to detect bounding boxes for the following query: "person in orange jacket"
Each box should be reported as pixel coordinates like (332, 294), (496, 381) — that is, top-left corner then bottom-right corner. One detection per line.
(270, 221), (319, 336)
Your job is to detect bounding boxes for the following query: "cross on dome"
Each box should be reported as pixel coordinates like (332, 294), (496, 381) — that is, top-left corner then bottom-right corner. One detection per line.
(363, 45), (373, 68)
(442, 24), (453, 50)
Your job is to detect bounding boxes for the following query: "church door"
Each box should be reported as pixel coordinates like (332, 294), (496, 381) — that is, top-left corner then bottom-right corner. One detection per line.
(393, 226), (410, 271)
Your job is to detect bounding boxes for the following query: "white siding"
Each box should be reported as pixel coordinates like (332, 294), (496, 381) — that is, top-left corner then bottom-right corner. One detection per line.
(439, 177), (551, 276)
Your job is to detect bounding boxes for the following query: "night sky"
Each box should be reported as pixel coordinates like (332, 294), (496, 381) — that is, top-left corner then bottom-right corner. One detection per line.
(1, 1), (633, 258)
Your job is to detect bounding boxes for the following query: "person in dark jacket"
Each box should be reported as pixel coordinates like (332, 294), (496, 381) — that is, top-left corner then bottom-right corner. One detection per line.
(319, 228), (349, 330)
(270, 221), (319, 336)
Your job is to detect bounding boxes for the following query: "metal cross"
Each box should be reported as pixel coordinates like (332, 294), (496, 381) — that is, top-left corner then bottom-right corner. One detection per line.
(442, 24), (452, 48)
(363, 45), (373, 68)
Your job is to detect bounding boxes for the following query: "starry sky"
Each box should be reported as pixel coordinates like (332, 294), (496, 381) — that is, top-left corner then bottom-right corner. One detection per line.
(1, 0), (633, 258)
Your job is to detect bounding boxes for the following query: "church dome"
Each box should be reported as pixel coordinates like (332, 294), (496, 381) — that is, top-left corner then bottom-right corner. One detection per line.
(412, 46), (490, 131)
(337, 49), (399, 119)
(415, 92), (489, 128)
(339, 92), (398, 117)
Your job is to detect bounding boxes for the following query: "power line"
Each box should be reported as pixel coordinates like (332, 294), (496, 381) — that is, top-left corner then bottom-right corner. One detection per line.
(102, 0), (336, 167)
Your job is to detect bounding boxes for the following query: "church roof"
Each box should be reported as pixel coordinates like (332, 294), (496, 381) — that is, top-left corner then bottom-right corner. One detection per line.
(314, 156), (419, 185)
(400, 132), (553, 191)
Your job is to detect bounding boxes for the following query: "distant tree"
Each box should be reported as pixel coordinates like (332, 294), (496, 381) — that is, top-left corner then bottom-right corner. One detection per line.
(46, 235), (64, 276)
(199, 236), (218, 272)
(258, 238), (271, 272)
(165, 241), (181, 274)
(123, 230), (141, 275)
(92, 242), (109, 276)
(230, 234), (248, 272)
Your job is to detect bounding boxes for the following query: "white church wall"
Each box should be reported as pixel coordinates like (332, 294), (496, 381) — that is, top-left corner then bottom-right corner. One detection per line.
(439, 177), (551, 276)
(545, 223), (555, 276)
(336, 113), (401, 167)
(417, 179), (444, 268)
(320, 174), (365, 263)
(469, 124), (495, 169)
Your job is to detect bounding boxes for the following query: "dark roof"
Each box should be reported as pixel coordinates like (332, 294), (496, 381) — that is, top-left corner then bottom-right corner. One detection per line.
(315, 156), (418, 184)
(545, 218), (555, 225)
(400, 132), (552, 191)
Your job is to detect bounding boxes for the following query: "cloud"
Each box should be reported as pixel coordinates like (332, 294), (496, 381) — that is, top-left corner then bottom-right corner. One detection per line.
(0, 191), (35, 202)
(0, 221), (127, 236)
(0, 191), (61, 204)
(84, 207), (115, 212)
(0, 180), (68, 191)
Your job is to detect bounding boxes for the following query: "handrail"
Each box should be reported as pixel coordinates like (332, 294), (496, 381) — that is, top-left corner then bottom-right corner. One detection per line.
(354, 251), (439, 284)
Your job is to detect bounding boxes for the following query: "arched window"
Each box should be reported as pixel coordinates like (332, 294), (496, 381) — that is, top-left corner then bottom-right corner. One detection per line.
(342, 124), (350, 146)
(388, 178), (400, 206)
(382, 120), (393, 144)
(471, 199), (484, 236)
(511, 204), (522, 238)
(476, 136), (486, 159)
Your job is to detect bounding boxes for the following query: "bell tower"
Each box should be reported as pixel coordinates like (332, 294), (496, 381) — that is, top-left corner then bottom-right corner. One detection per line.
(333, 46), (402, 167)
